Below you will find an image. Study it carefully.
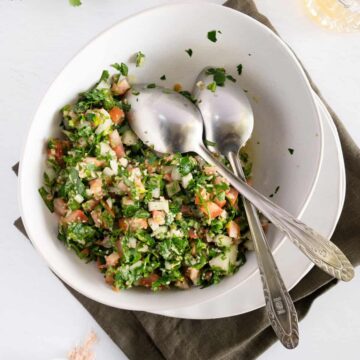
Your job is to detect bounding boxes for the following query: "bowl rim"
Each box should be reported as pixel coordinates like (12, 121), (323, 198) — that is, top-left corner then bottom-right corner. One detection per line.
(18, 2), (324, 311)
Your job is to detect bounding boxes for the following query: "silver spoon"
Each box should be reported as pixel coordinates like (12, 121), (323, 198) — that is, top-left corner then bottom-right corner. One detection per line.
(193, 67), (299, 348)
(124, 85), (354, 283)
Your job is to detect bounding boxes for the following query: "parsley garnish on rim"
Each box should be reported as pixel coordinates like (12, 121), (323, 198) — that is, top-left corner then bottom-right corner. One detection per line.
(288, 148), (294, 155)
(185, 49), (193, 57)
(69, 0), (82, 6)
(207, 30), (221, 43)
(160, 75), (166, 80)
(205, 67), (236, 91)
(111, 62), (128, 76)
(135, 51), (145, 67)
(207, 82), (217, 92)
(237, 64), (243, 75)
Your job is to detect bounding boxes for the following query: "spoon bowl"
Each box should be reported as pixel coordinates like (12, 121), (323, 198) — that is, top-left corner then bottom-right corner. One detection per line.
(193, 67), (254, 154)
(125, 86), (204, 154)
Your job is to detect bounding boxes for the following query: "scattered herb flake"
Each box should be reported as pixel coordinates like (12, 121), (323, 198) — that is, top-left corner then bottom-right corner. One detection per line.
(226, 75), (236, 83)
(185, 49), (193, 57)
(207, 82), (217, 92)
(274, 185), (280, 194)
(69, 0), (82, 6)
(160, 75), (166, 81)
(99, 70), (109, 83)
(147, 83), (156, 89)
(132, 90), (140, 96)
(207, 30), (220, 43)
(135, 51), (145, 67)
(179, 90), (197, 104)
(237, 64), (243, 75)
(111, 62), (128, 76)
(288, 148), (294, 155)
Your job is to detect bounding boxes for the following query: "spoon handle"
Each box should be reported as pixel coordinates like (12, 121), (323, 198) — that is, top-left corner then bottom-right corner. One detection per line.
(197, 144), (354, 282)
(230, 155), (299, 348)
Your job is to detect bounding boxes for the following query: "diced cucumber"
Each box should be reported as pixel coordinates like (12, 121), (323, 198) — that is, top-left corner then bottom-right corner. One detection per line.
(166, 181), (181, 197)
(214, 234), (233, 247)
(122, 129), (138, 145)
(209, 245), (238, 273)
(181, 173), (193, 189)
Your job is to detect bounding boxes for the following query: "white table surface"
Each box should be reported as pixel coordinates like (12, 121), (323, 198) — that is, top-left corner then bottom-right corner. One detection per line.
(1, 0), (359, 359)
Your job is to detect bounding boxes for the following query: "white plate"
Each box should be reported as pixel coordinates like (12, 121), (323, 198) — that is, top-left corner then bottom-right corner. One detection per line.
(18, 2), (323, 312)
(156, 94), (346, 319)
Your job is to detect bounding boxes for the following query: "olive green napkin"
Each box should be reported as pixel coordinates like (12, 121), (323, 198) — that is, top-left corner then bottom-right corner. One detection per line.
(13, 1), (360, 359)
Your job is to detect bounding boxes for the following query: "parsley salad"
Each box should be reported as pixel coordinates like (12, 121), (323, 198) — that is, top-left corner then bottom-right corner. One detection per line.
(39, 65), (255, 291)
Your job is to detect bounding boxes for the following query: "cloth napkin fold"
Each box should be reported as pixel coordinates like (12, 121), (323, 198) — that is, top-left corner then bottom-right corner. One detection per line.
(13, 1), (360, 359)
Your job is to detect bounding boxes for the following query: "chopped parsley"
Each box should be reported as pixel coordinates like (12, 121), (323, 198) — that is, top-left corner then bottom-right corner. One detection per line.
(207, 30), (221, 43)
(160, 75), (166, 81)
(111, 62), (128, 76)
(185, 49), (193, 57)
(69, 0), (82, 6)
(205, 67), (237, 91)
(288, 148), (294, 155)
(226, 75), (236, 83)
(237, 64), (243, 75)
(135, 51), (145, 67)
(147, 83), (156, 89)
(207, 82), (217, 92)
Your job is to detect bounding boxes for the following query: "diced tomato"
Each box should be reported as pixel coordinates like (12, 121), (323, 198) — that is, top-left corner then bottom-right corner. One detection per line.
(138, 273), (160, 288)
(130, 218), (148, 230)
(63, 210), (88, 223)
(89, 178), (103, 200)
(109, 130), (122, 148)
(203, 166), (217, 175)
(163, 173), (172, 182)
(226, 187), (239, 206)
(214, 197), (226, 208)
(188, 229), (198, 239)
(105, 252), (120, 267)
(118, 218), (129, 231)
(152, 210), (165, 225)
(114, 144), (125, 158)
(227, 220), (241, 239)
(105, 273), (115, 285)
(80, 248), (90, 256)
(111, 78), (131, 96)
(118, 218), (148, 232)
(54, 198), (67, 216)
(109, 106), (125, 125)
(117, 181), (130, 194)
(116, 240), (123, 256)
(195, 188), (209, 205)
(83, 157), (105, 167)
(109, 130), (125, 158)
(47, 139), (70, 164)
(200, 201), (223, 219)
(214, 176), (229, 185)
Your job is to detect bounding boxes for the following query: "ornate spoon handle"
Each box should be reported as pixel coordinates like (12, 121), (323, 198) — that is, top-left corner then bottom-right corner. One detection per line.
(231, 155), (299, 349)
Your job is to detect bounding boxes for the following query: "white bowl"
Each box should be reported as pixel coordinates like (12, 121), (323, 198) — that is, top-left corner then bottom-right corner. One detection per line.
(19, 3), (323, 312)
